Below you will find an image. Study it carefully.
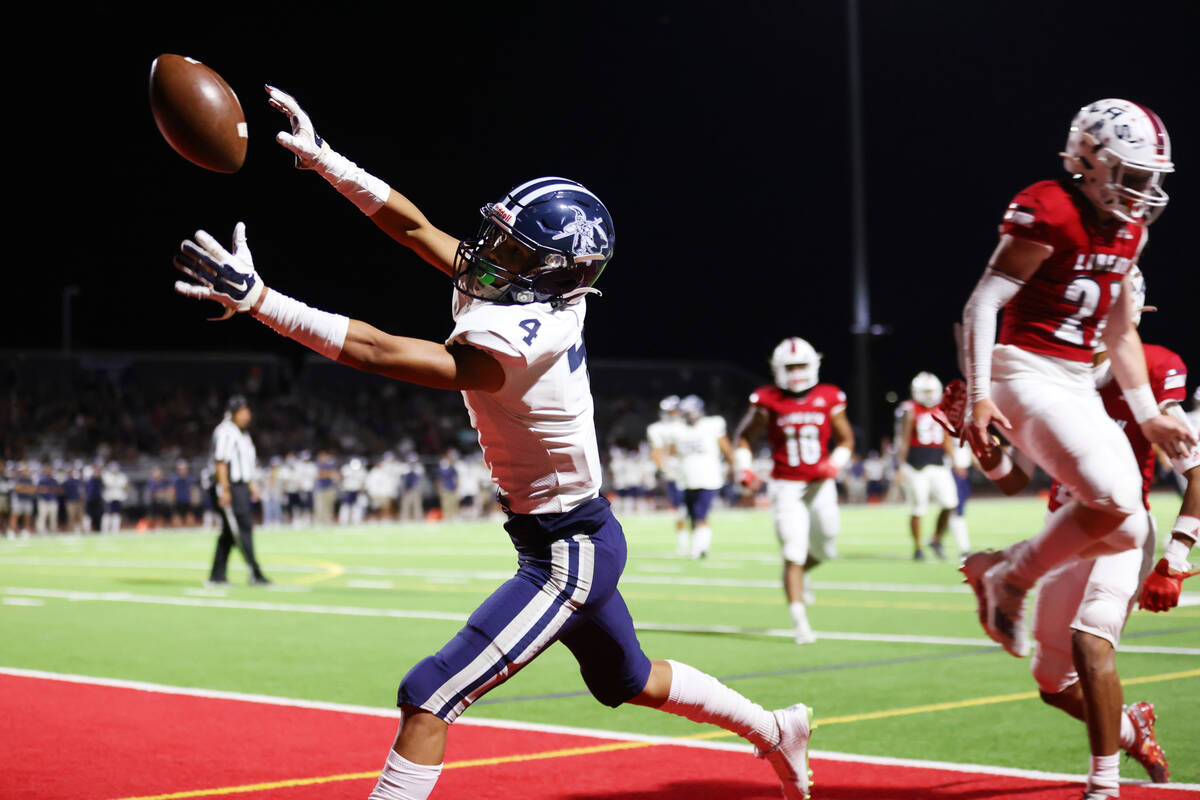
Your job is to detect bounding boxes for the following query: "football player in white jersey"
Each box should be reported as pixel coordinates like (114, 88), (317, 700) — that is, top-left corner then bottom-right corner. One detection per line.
(169, 87), (817, 800)
(672, 395), (735, 559)
(647, 395), (688, 550)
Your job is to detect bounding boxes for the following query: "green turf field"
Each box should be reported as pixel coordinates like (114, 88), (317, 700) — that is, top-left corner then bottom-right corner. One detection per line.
(2, 493), (1197, 782)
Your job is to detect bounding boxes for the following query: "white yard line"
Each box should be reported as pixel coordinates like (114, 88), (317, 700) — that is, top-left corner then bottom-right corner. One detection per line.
(4, 586), (1197, 654)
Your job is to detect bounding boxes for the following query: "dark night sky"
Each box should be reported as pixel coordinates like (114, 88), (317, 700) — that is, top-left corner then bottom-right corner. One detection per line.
(15, 1), (1200, 438)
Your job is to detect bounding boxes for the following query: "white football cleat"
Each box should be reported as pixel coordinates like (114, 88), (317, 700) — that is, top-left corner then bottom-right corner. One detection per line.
(981, 561), (1030, 657)
(757, 703), (814, 799)
(959, 550), (1004, 630)
(792, 606), (817, 645)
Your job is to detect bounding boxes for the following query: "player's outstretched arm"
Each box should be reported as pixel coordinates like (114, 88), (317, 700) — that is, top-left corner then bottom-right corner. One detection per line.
(266, 86), (458, 276)
(173, 224), (503, 392)
(1103, 276), (1198, 459)
(731, 406), (766, 487)
(1140, 462), (1200, 612)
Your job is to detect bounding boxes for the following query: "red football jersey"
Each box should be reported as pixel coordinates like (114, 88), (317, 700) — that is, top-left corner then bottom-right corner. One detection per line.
(750, 383), (846, 481)
(997, 179), (1145, 363)
(898, 400), (948, 468)
(1049, 344), (1188, 511)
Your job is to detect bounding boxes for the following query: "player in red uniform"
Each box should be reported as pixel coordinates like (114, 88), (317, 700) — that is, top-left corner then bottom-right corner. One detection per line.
(733, 338), (853, 644)
(895, 372), (958, 561)
(950, 269), (1200, 797)
(959, 98), (1195, 659)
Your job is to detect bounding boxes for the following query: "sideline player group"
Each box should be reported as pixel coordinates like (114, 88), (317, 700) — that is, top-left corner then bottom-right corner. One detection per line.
(164, 86), (1198, 800)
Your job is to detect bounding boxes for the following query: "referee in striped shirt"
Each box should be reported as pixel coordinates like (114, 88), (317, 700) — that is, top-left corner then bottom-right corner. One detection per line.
(208, 395), (270, 586)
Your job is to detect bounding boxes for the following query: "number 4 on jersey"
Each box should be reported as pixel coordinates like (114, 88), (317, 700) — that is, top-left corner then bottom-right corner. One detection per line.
(518, 319), (541, 345)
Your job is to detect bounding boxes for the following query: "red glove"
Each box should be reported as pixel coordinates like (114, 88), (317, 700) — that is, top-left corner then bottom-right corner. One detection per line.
(738, 469), (761, 491)
(932, 378), (1001, 465)
(814, 460), (840, 480)
(1139, 557), (1200, 613)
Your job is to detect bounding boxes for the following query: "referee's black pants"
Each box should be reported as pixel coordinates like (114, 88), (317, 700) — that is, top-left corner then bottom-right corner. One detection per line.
(210, 483), (267, 582)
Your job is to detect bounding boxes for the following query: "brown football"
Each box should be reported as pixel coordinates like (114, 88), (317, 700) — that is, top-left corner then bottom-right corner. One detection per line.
(149, 54), (247, 173)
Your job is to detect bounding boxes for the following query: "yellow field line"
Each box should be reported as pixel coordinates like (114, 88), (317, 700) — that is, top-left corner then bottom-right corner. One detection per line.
(266, 557), (345, 585)
(107, 667), (1200, 800)
(107, 741), (655, 800)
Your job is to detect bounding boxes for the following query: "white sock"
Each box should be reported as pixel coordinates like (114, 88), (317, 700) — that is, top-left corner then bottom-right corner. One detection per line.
(788, 602), (808, 628)
(368, 749), (443, 800)
(949, 514), (970, 554)
(1087, 752), (1120, 796)
(1005, 502), (1103, 590)
(692, 525), (712, 557)
(658, 660), (779, 752)
(1119, 708), (1135, 750)
(677, 528), (690, 554)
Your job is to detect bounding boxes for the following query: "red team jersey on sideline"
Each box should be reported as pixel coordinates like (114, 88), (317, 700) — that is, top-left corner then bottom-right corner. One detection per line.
(898, 400), (948, 468)
(1050, 344), (1189, 511)
(750, 383), (846, 482)
(997, 179), (1145, 363)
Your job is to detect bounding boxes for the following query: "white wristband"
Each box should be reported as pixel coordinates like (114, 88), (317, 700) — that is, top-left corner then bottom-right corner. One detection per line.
(1123, 384), (1160, 424)
(733, 447), (752, 473)
(829, 446), (852, 471)
(983, 451), (1014, 481)
(1164, 537), (1192, 572)
(1171, 514), (1200, 544)
(314, 143), (390, 216)
(252, 289), (349, 359)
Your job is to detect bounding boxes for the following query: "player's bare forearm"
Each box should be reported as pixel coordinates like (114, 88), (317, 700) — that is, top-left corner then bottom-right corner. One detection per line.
(1179, 464), (1200, 527)
(733, 406), (767, 448)
(369, 191), (459, 276)
(831, 410), (854, 452)
(336, 319), (504, 392)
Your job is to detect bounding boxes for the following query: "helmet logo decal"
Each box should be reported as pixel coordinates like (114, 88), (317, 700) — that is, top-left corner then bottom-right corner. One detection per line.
(553, 205), (609, 256)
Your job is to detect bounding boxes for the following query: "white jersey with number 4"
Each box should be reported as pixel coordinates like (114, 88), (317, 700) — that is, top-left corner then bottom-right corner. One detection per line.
(449, 292), (600, 514)
(674, 416), (728, 491)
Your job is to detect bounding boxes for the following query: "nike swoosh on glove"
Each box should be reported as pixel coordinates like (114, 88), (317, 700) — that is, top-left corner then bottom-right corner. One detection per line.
(172, 222), (264, 320)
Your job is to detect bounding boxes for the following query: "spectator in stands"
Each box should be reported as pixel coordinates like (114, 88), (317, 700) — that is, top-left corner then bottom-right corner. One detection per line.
(339, 456), (368, 525)
(0, 462), (13, 537)
(84, 461), (104, 533)
(436, 451), (460, 522)
(62, 462), (85, 534)
(314, 450), (339, 525)
(101, 461), (129, 533)
(171, 460), (197, 527)
(262, 455), (285, 527)
(399, 452), (424, 522)
(11, 462), (36, 535)
(34, 462), (61, 534)
(147, 466), (173, 530)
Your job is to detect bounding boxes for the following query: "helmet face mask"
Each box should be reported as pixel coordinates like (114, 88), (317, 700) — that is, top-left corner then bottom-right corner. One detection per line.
(453, 177), (614, 307)
(770, 337), (820, 393)
(1061, 99), (1174, 225)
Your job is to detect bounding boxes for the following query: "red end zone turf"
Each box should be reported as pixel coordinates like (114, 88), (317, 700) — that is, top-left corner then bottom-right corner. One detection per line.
(1, 673), (1194, 800)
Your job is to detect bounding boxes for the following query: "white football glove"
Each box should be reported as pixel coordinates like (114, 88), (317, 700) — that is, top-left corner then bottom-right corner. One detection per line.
(266, 85), (331, 170)
(173, 222), (264, 321)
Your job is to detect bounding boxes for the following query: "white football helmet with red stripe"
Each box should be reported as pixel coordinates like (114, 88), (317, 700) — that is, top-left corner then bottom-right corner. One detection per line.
(910, 372), (943, 408)
(1061, 99), (1174, 224)
(771, 337), (821, 393)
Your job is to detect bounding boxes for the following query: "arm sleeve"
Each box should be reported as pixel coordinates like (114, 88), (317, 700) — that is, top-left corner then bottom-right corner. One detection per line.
(962, 268), (1024, 403)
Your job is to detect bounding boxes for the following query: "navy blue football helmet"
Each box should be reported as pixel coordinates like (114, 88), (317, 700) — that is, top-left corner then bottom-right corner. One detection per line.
(453, 177), (615, 307)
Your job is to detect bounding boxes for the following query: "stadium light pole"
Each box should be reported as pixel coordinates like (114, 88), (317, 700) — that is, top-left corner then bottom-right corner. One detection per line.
(846, 0), (874, 449)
